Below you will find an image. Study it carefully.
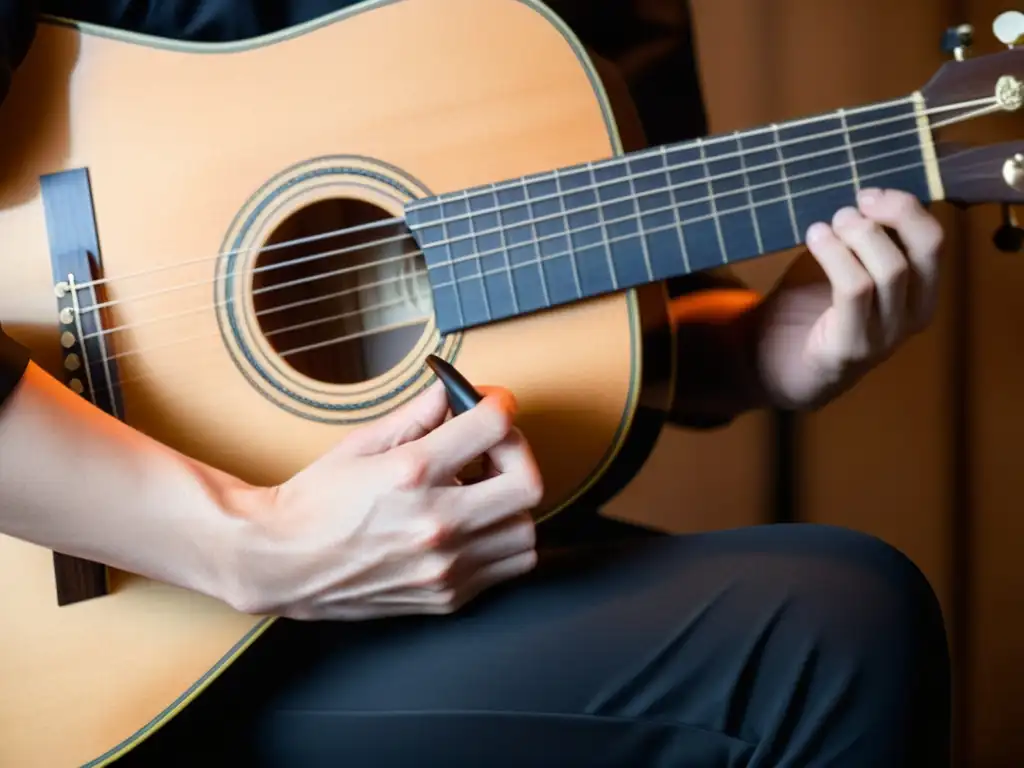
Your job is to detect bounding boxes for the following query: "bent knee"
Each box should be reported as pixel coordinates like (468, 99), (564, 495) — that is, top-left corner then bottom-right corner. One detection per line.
(757, 525), (949, 670)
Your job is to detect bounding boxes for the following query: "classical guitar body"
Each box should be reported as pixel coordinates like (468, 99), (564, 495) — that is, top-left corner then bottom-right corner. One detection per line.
(3, 0), (1023, 762)
(0, 1), (672, 765)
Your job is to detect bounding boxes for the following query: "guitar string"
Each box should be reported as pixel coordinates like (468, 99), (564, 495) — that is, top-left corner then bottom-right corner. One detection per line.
(83, 144), (1002, 400)
(84, 138), (925, 344)
(80, 118), (933, 319)
(82, 97), (1001, 347)
(68, 93), (917, 290)
(74, 95), (993, 315)
(71, 93), (994, 308)
(76, 95), (999, 349)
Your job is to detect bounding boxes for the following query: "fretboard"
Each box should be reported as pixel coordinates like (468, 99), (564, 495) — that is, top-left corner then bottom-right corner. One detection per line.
(404, 94), (935, 335)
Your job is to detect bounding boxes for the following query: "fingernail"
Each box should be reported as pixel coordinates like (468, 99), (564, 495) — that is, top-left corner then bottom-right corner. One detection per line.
(858, 188), (881, 207)
(426, 355), (483, 416)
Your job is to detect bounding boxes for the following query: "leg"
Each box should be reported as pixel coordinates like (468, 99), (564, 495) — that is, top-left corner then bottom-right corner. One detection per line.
(118, 524), (949, 767)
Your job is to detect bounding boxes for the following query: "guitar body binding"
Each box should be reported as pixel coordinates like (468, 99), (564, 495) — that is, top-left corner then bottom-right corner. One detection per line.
(0, 1), (673, 764)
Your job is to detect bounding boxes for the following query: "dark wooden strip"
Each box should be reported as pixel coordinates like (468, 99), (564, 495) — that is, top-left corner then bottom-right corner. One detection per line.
(39, 168), (115, 606)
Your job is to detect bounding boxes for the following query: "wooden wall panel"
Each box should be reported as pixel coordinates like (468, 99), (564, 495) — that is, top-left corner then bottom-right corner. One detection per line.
(605, 1), (1024, 763)
(959, 2), (1024, 763)
(777, 0), (955, 631)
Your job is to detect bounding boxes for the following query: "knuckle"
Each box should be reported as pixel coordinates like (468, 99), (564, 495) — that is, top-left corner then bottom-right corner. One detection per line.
(517, 515), (538, 550)
(837, 274), (875, 305)
(395, 448), (429, 489)
(517, 549), (539, 575)
(433, 589), (459, 611)
(877, 260), (909, 288)
(418, 514), (453, 548)
(426, 554), (458, 591)
(890, 190), (919, 214)
(519, 463), (545, 508)
(922, 220), (945, 253)
(831, 206), (861, 230)
(483, 398), (516, 438)
(847, 335), (876, 363)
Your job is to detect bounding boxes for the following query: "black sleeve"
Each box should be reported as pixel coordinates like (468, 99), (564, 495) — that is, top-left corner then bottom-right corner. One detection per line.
(0, 323), (30, 408)
(0, 1), (36, 407)
(0, 0), (36, 107)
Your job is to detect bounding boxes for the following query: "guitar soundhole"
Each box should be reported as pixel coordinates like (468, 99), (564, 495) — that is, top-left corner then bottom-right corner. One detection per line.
(251, 198), (432, 384)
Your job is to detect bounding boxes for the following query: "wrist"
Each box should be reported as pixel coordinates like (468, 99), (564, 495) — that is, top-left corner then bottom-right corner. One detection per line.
(182, 463), (276, 612)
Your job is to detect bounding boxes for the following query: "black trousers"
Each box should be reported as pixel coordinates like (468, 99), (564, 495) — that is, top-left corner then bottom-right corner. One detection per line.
(118, 520), (950, 767)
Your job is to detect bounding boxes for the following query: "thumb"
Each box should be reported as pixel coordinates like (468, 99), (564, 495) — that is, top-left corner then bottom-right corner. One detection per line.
(334, 382), (451, 458)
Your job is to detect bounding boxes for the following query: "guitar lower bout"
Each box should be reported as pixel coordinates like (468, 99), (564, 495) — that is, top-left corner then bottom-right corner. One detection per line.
(0, 1), (675, 764)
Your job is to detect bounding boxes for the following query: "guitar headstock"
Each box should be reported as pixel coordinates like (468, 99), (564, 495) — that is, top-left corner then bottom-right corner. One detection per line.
(920, 12), (1024, 250)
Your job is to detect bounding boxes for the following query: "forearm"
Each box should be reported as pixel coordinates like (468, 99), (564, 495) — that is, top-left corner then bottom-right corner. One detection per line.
(667, 287), (768, 427)
(0, 362), (262, 605)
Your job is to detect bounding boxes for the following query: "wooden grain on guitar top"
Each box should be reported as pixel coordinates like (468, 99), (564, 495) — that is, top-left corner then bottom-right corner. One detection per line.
(0, 1), (668, 765)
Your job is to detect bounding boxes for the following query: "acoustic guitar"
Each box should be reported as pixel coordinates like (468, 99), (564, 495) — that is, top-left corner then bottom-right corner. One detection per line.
(1, 1), (1022, 764)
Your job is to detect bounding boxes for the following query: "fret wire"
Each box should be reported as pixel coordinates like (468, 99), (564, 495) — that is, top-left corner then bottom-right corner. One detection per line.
(99, 143), (930, 378)
(838, 108), (861, 191)
(417, 115), (924, 256)
(407, 94), (915, 208)
(771, 123), (801, 242)
(432, 157), (927, 294)
(735, 131), (764, 255)
(626, 158), (655, 282)
(698, 137), (730, 265)
(76, 93), (981, 307)
(553, 168), (583, 299)
(492, 185), (520, 315)
(524, 181), (552, 307)
(441, 197), (466, 327)
(421, 142), (922, 278)
(662, 144), (692, 274)
(464, 189), (492, 323)
(410, 97), (924, 236)
(588, 164), (619, 291)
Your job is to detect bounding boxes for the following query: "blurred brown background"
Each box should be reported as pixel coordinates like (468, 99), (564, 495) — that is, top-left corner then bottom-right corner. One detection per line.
(602, 1), (1024, 765)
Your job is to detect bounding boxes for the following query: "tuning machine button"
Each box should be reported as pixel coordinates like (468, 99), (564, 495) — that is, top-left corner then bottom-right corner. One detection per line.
(994, 11), (1024, 48)
(942, 23), (974, 60)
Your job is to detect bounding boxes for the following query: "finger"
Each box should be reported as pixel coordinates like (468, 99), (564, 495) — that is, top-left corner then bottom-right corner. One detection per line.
(805, 221), (876, 363)
(339, 382), (450, 457)
(404, 389), (519, 483)
(858, 188), (944, 333)
(450, 549), (538, 610)
(353, 545), (538, 614)
(831, 204), (910, 347)
(382, 549), (538, 614)
(397, 512), (536, 596)
(446, 468), (544, 534)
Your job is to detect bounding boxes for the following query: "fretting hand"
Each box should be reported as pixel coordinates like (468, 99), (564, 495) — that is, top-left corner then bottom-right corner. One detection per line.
(754, 188), (944, 410)
(229, 383), (543, 621)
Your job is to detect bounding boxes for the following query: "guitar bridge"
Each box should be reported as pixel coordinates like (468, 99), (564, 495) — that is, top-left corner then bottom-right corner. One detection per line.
(41, 168), (123, 606)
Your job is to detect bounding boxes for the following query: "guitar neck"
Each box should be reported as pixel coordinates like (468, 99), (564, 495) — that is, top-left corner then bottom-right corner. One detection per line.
(405, 92), (939, 334)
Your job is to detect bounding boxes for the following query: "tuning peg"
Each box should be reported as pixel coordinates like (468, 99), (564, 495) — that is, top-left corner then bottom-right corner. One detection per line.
(994, 11), (1024, 48)
(993, 204), (1024, 253)
(942, 23), (974, 60)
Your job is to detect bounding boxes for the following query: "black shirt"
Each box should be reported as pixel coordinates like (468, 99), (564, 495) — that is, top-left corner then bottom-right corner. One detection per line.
(0, 0), (710, 410)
